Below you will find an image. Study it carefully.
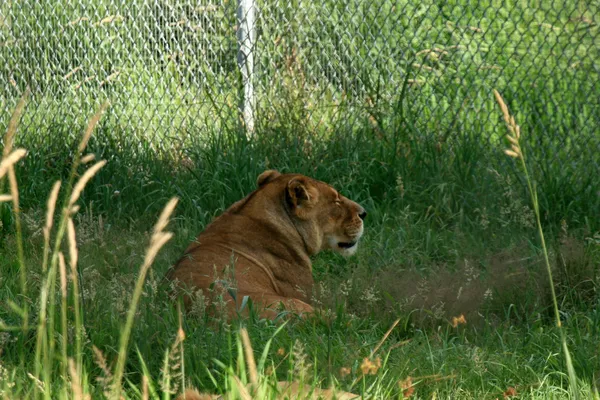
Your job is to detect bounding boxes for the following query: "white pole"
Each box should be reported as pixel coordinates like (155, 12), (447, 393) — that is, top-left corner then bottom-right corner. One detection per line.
(237, 0), (256, 136)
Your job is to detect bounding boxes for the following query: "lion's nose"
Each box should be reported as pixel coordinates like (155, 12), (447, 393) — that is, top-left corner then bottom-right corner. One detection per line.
(358, 209), (367, 220)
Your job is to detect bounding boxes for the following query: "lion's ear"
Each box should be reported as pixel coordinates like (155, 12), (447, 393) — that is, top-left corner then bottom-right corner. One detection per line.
(286, 177), (314, 212)
(257, 170), (281, 187)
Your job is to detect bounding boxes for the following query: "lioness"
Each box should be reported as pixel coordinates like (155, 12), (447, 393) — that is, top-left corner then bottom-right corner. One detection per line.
(167, 170), (366, 319)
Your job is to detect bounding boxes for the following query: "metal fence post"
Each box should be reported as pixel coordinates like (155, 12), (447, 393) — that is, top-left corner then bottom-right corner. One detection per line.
(237, 0), (256, 136)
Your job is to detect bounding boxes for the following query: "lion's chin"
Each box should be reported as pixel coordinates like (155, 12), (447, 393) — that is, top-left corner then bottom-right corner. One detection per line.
(327, 237), (360, 257)
(337, 242), (358, 257)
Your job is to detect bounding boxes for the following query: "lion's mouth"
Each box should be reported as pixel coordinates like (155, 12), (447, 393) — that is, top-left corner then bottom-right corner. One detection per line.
(337, 241), (357, 249)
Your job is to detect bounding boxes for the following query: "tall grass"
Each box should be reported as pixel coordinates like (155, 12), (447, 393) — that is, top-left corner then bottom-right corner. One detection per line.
(0, 88), (30, 333)
(1, 88), (599, 398)
(112, 197), (177, 399)
(0, 1), (599, 397)
(0, 100), (181, 399)
(494, 89), (579, 399)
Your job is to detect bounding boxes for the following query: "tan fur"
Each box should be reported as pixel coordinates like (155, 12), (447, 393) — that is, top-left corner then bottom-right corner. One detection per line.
(167, 170), (365, 319)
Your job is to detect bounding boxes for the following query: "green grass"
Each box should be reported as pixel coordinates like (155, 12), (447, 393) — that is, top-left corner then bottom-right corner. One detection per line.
(0, 189), (599, 398)
(1, 100), (599, 397)
(1, 0), (600, 398)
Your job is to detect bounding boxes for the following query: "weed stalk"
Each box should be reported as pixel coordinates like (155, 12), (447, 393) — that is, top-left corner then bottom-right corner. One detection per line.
(494, 89), (578, 398)
(1, 89), (30, 332)
(111, 197), (178, 399)
(32, 102), (109, 398)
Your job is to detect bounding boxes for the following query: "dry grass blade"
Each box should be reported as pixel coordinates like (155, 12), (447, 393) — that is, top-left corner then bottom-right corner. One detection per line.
(68, 215), (83, 377)
(80, 154), (96, 164)
(154, 197), (179, 235)
(67, 218), (78, 270)
(493, 89), (510, 127)
(504, 149), (519, 158)
(2, 146), (29, 331)
(59, 252), (70, 384)
(493, 89), (522, 141)
(0, 194), (12, 202)
(44, 181), (61, 237)
(68, 160), (107, 208)
(232, 375), (253, 400)
(492, 88), (579, 399)
(177, 303), (186, 397)
(42, 181), (62, 273)
(142, 376), (149, 400)
(92, 345), (112, 378)
(389, 339), (412, 351)
(7, 167), (19, 212)
(240, 328), (258, 386)
(0, 149), (27, 179)
(2, 88), (30, 157)
(58, 253), (67, 298)
(370, 318), (400, 358)
(78, 101), (109, 154)
(142, 232), (174, 267)
(92, 345), (114, 398)
(112, 197), (178, 400)
(68, 358), (90, 400)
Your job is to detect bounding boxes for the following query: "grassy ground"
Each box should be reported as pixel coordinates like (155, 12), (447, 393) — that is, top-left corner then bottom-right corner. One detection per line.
(0, 177), (599, 398)
(1, 0), (600, 398)
(1, 98), (600, 397)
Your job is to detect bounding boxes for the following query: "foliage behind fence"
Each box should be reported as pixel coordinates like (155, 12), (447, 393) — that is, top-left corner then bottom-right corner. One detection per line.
(0, 0), (598, 218)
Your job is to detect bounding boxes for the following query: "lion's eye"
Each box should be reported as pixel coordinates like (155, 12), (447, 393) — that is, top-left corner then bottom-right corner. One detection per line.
(334, 200), (341, 206)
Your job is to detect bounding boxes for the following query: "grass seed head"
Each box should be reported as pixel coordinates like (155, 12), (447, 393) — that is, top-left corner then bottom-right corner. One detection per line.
(2, 88), (29, 158)
(68, 160), (107, 208)
(0, 149), (27, 179)
(58, 252), (68, 298)
(67, 218), (78, 271)
(154, 197), (179, 235)
(78, 102), (109, 154)
(44, 181), (61, 240)
(80, 154), (96, 164)
(92, 345), (113, 398)
(68, 358), (90, 400)
(494, 89), (524, 159)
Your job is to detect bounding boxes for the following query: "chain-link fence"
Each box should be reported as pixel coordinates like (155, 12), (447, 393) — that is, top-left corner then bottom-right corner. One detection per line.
(1, 0), (599, 175)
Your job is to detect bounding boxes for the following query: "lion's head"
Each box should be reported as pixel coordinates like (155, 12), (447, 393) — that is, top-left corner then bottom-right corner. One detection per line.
(257, 170), (366, 257)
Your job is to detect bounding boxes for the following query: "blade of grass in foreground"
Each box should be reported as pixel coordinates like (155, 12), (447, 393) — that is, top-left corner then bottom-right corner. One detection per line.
(493, 89), (579, 399)
(1, 89), (30, 332)
(31, 102), (109, 399)
(112, 197), (178, 400)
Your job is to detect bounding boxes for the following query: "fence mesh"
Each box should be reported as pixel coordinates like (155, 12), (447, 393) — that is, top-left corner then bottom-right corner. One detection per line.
(0, 0), (599, 177)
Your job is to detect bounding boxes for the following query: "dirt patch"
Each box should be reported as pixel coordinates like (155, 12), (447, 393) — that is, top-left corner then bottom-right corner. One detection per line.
(317, 237), (598, 329)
